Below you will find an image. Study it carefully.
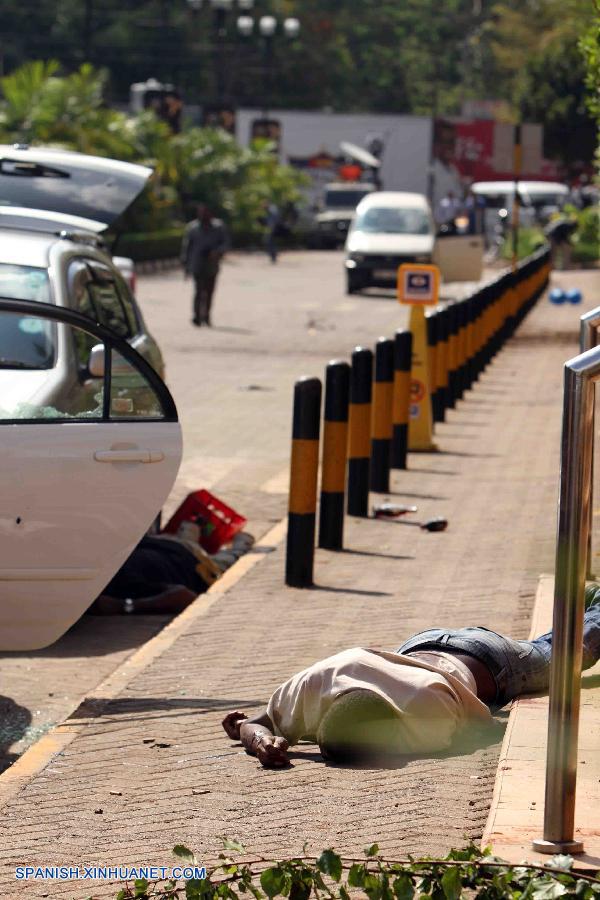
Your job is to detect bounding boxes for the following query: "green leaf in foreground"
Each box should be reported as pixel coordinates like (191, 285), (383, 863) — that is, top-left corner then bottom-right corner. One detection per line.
(174, 844), (196, 862)
(220, 838), (247, 854)
(393, 873), (414, 900)
(441, 867), (461, 900)
(260, 866), (286, 898)
(317, 850), (342, 883)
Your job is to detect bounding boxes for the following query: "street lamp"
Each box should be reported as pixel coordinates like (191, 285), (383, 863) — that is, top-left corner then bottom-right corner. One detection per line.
(186, 0), (255, 103)
(240, 14), (300, 118)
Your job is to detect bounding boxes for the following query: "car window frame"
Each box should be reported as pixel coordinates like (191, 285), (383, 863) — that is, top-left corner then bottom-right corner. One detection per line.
(67, 258), (135, 341)
(0, 297), (178, 425)
(111, 268), (142, 337)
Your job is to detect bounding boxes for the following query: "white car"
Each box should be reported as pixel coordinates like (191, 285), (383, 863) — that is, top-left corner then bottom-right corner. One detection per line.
(0, 298), (182, 651)
(0, 147), (164, 409)
(0, 147), (181, 651)
(344, 191), (435, 294)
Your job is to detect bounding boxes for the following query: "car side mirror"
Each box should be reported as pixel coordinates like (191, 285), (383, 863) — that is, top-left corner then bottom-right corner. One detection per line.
(88, 343), (105, 378)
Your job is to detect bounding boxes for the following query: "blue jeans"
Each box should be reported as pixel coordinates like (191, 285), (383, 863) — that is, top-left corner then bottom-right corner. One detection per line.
(397, 604), (600, 709)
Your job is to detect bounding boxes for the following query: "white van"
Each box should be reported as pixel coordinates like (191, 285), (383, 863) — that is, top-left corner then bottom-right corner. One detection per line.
(344, 191), (435, 294)
(471, 180), (569, 225)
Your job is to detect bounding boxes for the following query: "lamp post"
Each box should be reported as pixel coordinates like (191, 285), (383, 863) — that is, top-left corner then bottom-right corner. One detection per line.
(235, 12), (300, 118)
(186, 0), (255, 106)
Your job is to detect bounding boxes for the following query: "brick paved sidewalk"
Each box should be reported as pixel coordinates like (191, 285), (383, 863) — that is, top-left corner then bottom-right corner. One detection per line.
(0, 270), (596, 898)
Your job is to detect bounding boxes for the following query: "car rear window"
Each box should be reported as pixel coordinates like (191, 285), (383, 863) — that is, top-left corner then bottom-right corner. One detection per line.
(0, 265), (55, 368)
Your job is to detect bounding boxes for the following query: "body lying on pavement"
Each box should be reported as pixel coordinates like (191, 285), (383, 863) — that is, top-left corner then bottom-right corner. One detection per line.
(222, 586), (600, 767)
(89, 532), (254, 615)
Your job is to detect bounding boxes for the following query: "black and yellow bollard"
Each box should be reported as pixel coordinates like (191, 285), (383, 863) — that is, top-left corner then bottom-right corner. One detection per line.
(426, 311), (441, 422)
(446, 303), (459, 408)
(436, 306), (450, 421)
(370, 338), (395, 493)
(286, 376), (322, 587)
(347, 347), (373, 517)
(319, 361), (350, 550)
(391, 329), (412, 469)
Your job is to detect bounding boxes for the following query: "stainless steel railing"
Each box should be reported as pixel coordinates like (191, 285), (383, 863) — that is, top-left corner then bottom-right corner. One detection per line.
(532, 330), (600, 854)
(580, 307), (600, 579)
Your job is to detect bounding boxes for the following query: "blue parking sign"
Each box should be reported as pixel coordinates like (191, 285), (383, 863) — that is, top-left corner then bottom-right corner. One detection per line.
(397, 263), (439, 305)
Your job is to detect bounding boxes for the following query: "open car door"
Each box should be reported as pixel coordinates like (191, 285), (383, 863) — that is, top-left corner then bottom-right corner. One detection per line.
(0, 299), (182, 650)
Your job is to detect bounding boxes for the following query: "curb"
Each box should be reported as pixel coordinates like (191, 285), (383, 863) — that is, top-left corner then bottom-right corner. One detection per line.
(482, 573), (600, 869)
(0, 518), (287, 813)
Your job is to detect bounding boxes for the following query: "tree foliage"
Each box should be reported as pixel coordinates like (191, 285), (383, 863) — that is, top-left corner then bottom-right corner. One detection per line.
(0, 61), (307, 239)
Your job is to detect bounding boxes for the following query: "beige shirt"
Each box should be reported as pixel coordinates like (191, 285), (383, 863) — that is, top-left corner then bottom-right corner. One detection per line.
(266, 647), (493, 754)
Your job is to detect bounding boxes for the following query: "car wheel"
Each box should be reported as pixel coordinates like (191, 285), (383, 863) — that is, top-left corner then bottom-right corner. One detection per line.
(347, 273), (362, 295)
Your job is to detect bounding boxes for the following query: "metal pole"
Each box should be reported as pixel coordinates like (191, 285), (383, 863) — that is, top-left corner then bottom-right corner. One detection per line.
(532, 345), (600, 854)
(580, 307), (600, 580)
(511, 123), (522, 272)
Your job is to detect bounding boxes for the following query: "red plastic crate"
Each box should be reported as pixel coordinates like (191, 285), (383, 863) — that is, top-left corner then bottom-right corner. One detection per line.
(162, 490), (246, 554)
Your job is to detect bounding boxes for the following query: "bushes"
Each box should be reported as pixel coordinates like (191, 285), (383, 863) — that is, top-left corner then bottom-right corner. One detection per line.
(113, 229), (185, 263)
(571, 206), (599, 265)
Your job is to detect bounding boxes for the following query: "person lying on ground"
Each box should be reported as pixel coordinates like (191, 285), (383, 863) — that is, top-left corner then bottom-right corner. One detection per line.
(89, 532), (254, 615)
(222, 586), (600, 767)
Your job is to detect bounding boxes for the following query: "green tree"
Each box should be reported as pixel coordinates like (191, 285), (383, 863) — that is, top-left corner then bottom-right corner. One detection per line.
(0, 61), (133, 158)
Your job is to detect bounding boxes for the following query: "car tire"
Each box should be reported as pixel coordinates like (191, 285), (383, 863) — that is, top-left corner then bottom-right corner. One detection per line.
(346, 273), (363, 295)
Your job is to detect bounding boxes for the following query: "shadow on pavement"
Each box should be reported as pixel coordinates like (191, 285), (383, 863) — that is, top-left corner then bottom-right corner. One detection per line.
(342, 549), (415, 561)
(312, 585), (393, 597)
(69, 696), (265, 724)
(0, 696), (32, 774)
(0, 615), (170, 661)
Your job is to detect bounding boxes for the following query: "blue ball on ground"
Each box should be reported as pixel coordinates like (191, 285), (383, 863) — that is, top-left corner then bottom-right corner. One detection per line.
(565, 288), (582, 304)
(549, 287), (566, 304)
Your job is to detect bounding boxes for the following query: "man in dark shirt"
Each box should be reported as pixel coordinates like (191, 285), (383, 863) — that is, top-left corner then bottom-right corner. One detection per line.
(181, 204), (229, 326)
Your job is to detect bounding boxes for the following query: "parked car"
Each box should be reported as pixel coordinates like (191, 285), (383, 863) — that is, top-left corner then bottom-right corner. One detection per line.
(0, 147), (180, 651)
(0, 145), (164, 379)
(0, 298), (182, 651)
(344, 191), (435, 293)
(312, 182), (377, 248)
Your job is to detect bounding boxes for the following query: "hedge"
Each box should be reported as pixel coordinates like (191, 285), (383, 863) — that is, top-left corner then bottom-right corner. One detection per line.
(113, 229), (185, 263)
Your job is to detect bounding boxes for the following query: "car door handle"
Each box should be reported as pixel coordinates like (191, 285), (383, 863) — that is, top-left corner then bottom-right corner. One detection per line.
(94, 450), (165, 464)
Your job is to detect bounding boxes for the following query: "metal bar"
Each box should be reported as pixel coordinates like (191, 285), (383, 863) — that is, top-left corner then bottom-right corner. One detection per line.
(533, 344), (600, 854)
(580, 307), (600, 580)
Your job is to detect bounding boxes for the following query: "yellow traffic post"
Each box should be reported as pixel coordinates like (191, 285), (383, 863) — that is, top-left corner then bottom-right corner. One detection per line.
(397, 263), (439, 452)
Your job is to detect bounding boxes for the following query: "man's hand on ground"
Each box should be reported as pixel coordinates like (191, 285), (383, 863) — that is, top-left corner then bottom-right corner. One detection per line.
(254, 735), (290, 768)
(222, 710), (248, 740)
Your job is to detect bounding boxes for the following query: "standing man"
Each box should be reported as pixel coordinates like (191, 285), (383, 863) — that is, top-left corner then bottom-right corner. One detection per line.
(181, 204), (229, 327)
(435, 190), (461, 230)
(264, 201), (281, 264)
